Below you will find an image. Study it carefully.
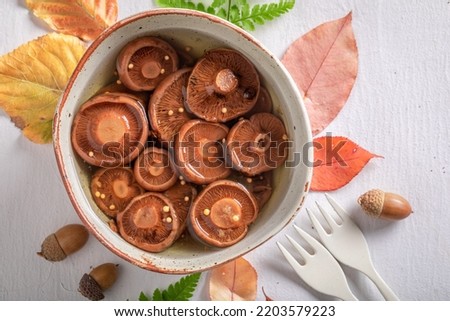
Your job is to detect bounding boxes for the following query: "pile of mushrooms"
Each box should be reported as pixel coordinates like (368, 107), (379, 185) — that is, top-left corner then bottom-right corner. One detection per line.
(71, 36), (289, 251)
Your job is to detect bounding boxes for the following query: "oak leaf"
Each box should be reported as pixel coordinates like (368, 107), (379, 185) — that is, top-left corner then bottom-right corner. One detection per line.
(26, 0), (118, 41)
(311, 136), (382, 191)
(282, 12), (358, 136)
(208, 257), (257, 301)
(0, 33), (86, 144)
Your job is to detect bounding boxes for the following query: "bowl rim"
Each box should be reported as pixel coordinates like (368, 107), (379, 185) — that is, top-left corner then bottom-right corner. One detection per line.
(53, 8), (313, 274)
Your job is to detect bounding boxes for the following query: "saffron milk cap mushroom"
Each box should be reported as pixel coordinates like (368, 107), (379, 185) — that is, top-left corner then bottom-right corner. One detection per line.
(133, 147), (178, 192)
(227, 113), (289, 176)
(71, 92), (149, 167)
(186, 48), (260, 122)
(173, 119), (231, 184)
(90, 167), (143, 218)
(116, 193), (181, 253)
(116, 36), (179, 91)
(189, 180), (259, 247)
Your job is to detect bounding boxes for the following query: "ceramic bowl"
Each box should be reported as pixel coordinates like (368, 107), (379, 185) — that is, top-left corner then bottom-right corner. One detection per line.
(53, 9), (312, 274)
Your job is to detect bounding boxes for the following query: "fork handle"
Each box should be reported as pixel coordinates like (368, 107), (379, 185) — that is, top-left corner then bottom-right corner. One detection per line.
(364, 267), (399, 301)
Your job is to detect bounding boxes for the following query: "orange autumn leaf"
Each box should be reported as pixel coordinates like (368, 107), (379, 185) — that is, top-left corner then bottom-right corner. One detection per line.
(311, 136), (382, 191)
(0, 33), (86, 144)
(208, 257), (257, 301)
(26, 0), (118, 41)
(282, 12), (358, 136)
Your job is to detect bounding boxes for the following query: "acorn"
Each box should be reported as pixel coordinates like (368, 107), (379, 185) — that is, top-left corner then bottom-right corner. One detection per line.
(37, 224), (89, 261)
(358, 189), (413, 220)
(78, 263), (119, 301)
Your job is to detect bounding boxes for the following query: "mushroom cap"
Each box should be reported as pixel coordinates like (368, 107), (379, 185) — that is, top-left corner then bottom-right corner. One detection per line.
(90, 167), (143, 218)
(229, 170), (273, 209)
(133, 147), (178, 192)
(163, 181), (197, 236)
(186, 48), (260, 122)
(173, 119), (231, 185)
(226, 112), (289, 176)
(71, 92), (149, 167)
(189, 180), (259, 248)
(148, 68), (193, 143)
(95, 81), (151, 107)
(116, 192), (180, 253)
(116, 36), (179, 91)
(244, 86), (273, 117)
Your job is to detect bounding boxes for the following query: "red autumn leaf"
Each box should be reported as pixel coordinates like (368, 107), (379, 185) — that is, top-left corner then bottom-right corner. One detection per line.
(281, 12), (358, 136)
(208, 257), (257, 301)
(311, 136), (382, 191)
(26, 0), (118, 41)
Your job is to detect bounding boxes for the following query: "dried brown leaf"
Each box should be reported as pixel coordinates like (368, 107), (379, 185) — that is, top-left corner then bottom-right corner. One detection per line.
(26, 0), (118, 41)
(208, 257), (257, 301)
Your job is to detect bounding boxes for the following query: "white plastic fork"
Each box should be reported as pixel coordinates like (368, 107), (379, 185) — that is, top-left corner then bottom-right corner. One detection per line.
(277, 224), (358, 301)
(307, 194), (399, 301)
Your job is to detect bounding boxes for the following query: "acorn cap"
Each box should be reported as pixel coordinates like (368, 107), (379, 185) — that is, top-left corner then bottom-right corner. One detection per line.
(358, 189), (385, 217)
(37, 224), (89, 261)
(37, 233), (67, 262)
(78, 273), (104, 301)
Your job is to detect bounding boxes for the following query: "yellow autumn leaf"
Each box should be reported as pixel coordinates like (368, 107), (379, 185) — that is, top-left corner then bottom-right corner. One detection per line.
(26, 0), (118, 41)
(0, 33), (86, 144)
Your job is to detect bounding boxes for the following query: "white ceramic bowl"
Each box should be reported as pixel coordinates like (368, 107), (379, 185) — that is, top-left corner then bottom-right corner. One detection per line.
(53, 9), (312, 274)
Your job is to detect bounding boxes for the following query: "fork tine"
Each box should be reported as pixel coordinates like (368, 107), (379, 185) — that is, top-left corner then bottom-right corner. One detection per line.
(325, 193), (349, 221)
(277, 241), (304, 271)
(306, 208), (329, 239)
(277, 227), (359, 301)
(293, 224), (323, 252)
(286, 234), (311, 261)
(316, 201), (340, 229)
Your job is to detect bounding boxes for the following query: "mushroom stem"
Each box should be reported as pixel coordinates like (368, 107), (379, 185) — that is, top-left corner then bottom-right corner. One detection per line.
(253, 133), (271, 152)
(141, 60), (162, 79)
(214, 69), (238, 95)
(113, 180), (130, 199)
(133, 206), (159, 229)
(210, 198), (242, 228)
(147, 160), (164, 177)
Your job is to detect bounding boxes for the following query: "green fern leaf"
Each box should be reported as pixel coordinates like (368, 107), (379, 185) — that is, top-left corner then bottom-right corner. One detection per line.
(139, 273), (201, 301)
(138, 291), (150, 301)
(232, 0), (295, 30)
(211, 0), (227, 8)
(161, 273), (201, 300)
(152, 288), (164, 301)
(154, 0), (295, 31)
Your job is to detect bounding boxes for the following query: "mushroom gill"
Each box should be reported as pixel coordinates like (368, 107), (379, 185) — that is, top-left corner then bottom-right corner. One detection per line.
(148, 68), (193, 143)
